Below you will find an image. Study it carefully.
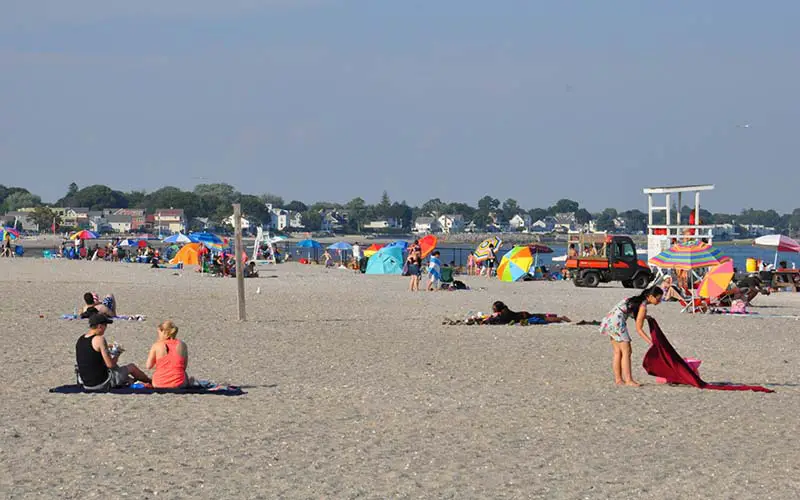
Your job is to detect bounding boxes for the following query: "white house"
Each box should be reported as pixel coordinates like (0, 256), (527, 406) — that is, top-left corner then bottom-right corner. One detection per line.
(713, 223), (740, 240)
(508, 213), (532, 231)
(155, 208), (187, 233)
(1, 211), (39, 232)
(288, 212), (304, 229)
(222, 214), (252, 230)
(531, 216), (556, 233)
(437, 214), (464, 234)
(613, 217), (627, 231)
(320, 210), (346, 232)
(364, 217), (402, 230)
(106, 215), (133, 233)
(553, 213), (577, 233)
(413, 217), (439, 234)
(741, 224), (775, 237)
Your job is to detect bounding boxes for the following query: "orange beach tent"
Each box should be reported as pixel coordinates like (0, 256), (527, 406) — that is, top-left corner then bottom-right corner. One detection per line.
(169, 243), (204, 266)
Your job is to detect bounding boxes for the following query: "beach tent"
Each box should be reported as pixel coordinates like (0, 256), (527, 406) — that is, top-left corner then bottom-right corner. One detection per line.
(365, 247), (404, 275)
(385, 240), (409, 251)
(169, 243), (204, 266)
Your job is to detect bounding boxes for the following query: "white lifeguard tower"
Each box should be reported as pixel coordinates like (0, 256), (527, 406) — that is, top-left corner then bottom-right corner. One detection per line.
(643, 184), (715, 262)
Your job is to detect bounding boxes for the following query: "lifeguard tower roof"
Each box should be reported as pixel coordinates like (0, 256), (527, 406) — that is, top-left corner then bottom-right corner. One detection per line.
(642, 184), (714, 194)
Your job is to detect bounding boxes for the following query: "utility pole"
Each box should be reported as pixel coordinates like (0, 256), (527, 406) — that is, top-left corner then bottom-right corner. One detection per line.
(233, 203), (246, 321)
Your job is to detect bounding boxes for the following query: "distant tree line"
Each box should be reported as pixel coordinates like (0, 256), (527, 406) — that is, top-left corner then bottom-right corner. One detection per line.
(1, 182), (799, 235)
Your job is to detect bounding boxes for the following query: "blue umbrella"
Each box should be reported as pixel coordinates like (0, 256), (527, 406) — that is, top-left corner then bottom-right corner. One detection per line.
(163, 233), (192, 244)
(189, 232), (223, 245)
(296, 239), (321, 248)
(327, 241), (352, 250)
(385, 240), (409, 251)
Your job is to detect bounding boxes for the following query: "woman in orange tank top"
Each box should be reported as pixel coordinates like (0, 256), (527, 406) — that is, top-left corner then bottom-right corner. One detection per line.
(146, 320), (190, 388)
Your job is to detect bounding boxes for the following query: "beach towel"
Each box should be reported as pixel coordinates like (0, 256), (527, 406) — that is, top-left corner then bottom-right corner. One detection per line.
(61, 314), (146, 321)
(428, 256), (442, 281)
(49, 382), (244, 396)
(642, 318), (773, 393)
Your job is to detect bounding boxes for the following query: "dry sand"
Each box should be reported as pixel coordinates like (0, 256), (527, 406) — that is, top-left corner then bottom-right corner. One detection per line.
(1, 259), (798, 499)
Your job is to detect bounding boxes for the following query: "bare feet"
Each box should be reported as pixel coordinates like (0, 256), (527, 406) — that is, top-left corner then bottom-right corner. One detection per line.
(615, 379), (624, 385)
(560, 316), (572, 323)
(624, 380), (641, 387)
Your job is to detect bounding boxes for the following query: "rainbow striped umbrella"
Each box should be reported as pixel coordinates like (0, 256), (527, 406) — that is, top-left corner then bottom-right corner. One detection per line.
(497, 245), (535, 282)
(648, 243), (724, 270)
(474, 236), (502, 263)
(2, 227), (20, 240)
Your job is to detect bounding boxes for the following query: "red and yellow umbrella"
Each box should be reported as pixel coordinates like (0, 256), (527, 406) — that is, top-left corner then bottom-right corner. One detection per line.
(698, 259), (734, 299)
(363, 243), (384, 257)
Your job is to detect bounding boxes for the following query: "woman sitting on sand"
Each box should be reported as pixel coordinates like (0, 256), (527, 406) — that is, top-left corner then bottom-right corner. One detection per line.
(599, 287), (662, 387)
(482, 301), (571, 325)
(660, 275), (683, 302)
(146, 320), (192, 389)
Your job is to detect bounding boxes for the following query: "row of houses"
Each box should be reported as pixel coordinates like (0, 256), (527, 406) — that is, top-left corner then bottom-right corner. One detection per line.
(410, 213), (630, 235)
(1, 207), (187, 234)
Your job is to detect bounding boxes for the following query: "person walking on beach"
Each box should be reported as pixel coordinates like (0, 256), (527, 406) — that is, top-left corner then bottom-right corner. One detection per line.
(407, 253), (421, 291)
(467, 252), (475, 276)
(599, 287), (663, 387)
(427, 251), (442, 291)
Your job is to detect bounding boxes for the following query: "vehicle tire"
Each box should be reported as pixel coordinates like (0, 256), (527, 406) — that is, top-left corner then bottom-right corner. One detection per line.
(632, 274), (650, 289)
(622, 280), (634, 288)
(573, 277), (584, 287)
(582, 272), (600, 288)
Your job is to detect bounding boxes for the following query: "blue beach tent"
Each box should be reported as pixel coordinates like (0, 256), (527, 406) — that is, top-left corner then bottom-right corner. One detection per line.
(365, 247), (404, 275)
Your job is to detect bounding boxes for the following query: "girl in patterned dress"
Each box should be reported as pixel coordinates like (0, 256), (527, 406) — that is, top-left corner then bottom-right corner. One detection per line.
(600, 287), (663, 386)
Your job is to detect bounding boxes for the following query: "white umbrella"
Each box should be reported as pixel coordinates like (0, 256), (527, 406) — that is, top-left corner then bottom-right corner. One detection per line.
(753, 234), (800, 267)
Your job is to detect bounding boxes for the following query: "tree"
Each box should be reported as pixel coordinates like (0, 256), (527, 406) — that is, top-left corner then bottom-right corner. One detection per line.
(446, 202), (475, 221)
(301, 210), (322, 231)
(375, 190), (392, 217)
(28, 206), (61, 232)
(67, 182), (79, 197)
(239, 194), (270, 226)
(620, 209), (648, 233)
(574, 208), (593, 225)
(194, 183), (238, 203)
(285, 200), (308, 213)
(345, 197), (368, 231)
(68, 184), (128, 210)
(3, 191), (42, 211)
(260, 193), (285, 208)
(420, 198), (446, 218)
(527, 208), (548, 223)
(477, 196), (500, 213)
(594, 208), (618, 232)
(387, 202), (413, 229)
(501, 198), (521, 222)
(550, 198), (579, 215)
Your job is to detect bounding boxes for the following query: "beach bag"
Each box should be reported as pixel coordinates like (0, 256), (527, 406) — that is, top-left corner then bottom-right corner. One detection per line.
(452, 280), (467, 290)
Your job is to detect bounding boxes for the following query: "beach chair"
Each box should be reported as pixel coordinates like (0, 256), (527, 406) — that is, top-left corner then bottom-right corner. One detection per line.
(441, 266), (454, 284)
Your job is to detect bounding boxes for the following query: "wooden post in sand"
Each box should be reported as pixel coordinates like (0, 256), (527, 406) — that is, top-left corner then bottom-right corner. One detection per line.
(233, 203), (247, 321)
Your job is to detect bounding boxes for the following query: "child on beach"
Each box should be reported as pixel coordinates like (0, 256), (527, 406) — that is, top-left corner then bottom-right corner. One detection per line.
(599, 287), (663, 387)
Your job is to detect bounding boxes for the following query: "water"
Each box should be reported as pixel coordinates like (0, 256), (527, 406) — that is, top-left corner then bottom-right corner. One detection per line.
(21, 242), (794, 271)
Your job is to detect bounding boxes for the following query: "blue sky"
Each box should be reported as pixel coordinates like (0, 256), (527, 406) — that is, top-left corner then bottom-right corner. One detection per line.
(2, 1), (798, 212)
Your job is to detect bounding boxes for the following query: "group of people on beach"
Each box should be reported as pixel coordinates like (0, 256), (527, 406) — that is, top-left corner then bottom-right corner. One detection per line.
(76, 292), (192, 391)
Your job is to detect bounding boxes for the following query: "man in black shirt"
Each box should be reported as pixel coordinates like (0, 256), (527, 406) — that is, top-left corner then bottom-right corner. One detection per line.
(75, 315), (150, 390)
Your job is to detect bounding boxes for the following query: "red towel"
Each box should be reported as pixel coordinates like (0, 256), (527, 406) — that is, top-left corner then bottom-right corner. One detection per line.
(642, 318), (773, 393)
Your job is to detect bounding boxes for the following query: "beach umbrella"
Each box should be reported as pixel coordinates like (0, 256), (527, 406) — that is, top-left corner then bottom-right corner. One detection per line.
(648, 243), (724, 270)
(189, 232), (224, 245)
(296, 239), (321, 248)
(296, 239), (321, 260)
(363, 243), (384, 257)
(698, 260), (735, 299)
(496, 245), (535, 282)
(474, 236), (503, 262)
(418, 234), (438, 258)
(649, 243), (725, 313)
(162, 233), (192, 244)
(117, 239), (138, 247)
(527, 243), (554, 269)
(327, 241), (352, 251)
(1, 227), (20, 240)
(385, 240), (409, 251)
(753, 234), (800, 268)
(70, 230), (98, 240)
(137, 240), (148, 248)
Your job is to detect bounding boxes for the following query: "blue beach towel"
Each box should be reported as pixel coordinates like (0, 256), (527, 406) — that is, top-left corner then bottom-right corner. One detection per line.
(49, 383), (245, 396)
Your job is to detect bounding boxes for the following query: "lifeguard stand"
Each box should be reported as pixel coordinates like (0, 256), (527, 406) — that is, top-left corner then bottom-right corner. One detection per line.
(252, 226), (277, 264)
(643, 184), (715, 262)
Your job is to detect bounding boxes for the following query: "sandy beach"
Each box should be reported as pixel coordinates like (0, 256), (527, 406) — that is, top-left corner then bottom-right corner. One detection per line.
(1, 258), (798, 499)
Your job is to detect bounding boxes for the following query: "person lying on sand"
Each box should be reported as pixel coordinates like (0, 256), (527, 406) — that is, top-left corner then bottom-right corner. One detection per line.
(482, 301), (571, 325)
(146, 320), (193, 389)
(76, 314), (151, 391)
(80, 292), (117, 317)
